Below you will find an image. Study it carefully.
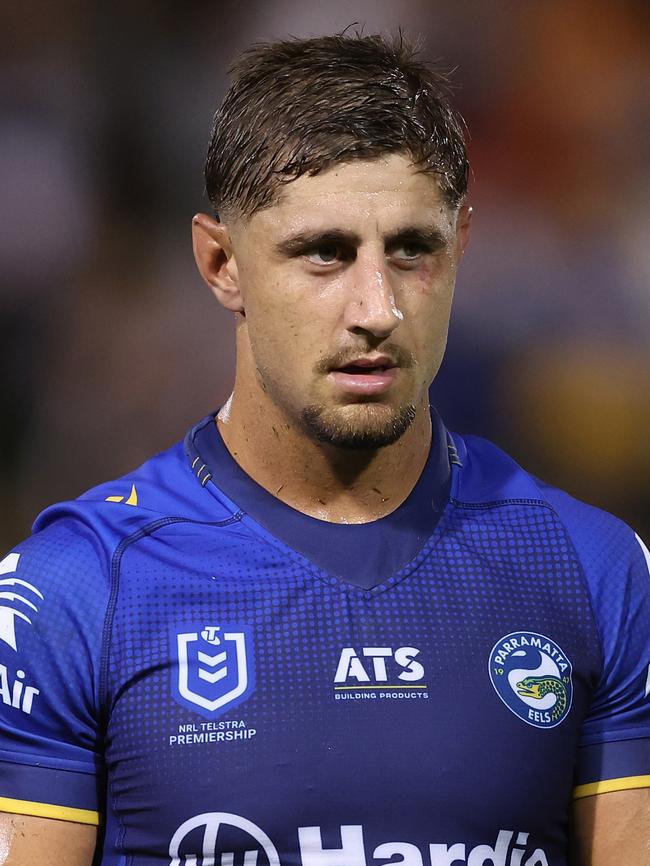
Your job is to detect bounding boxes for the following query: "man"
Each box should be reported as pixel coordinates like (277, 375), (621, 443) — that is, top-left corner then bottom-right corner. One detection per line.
(0, 33), (648, 866)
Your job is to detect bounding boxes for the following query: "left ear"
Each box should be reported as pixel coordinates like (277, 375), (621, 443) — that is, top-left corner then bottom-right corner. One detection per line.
(192, 213), (244, 313)
(455, 204), (473, 258)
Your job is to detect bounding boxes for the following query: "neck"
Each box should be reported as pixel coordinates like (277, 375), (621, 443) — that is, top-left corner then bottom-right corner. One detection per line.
(217, 378), (432, 525)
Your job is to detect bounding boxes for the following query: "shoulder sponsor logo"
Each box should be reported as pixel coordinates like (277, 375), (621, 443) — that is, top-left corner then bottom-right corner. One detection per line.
(171, 624), (255, 720)
(333, 646), (429, 701)
(488, 631), (573, 729)
(0, 665), (39, 714)
(0, 554), (42, 714)
(0, 553), (44, 652)
(169, 814), (550, 866)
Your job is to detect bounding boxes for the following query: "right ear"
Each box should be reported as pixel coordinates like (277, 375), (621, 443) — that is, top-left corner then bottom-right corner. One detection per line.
(192, 213), (244, 313)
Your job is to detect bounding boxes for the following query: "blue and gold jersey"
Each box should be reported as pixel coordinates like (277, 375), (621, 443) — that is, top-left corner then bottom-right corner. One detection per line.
(1, 413), (649, 866)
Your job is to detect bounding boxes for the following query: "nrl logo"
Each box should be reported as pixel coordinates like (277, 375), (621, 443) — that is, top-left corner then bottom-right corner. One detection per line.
(171, 624), (255, 720)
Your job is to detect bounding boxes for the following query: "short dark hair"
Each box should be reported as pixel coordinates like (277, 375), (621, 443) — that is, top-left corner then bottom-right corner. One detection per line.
(205, 33), (469, 221)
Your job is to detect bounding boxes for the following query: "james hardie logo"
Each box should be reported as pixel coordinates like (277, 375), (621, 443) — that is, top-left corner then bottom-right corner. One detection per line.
(168, 813), (550, 866)
(169, 811), (280, 866)
(0, 553), (44, 651)
(489, 631), (573, 729)
(171, 624), (255, 720)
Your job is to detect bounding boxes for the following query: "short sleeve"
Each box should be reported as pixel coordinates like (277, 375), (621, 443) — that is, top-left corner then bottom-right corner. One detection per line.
(538, 482), (650, 798)
(0, 519), (109, 824)
(570, 519), (650, 797)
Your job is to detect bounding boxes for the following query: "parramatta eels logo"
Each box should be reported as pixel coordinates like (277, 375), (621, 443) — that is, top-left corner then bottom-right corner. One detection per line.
(171, 624), (255, 720)
(488, 631), (573, 729)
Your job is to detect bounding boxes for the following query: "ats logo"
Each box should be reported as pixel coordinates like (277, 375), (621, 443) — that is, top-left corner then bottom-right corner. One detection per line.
(171, 624), (255, 720)
(333, 646), (428, 701)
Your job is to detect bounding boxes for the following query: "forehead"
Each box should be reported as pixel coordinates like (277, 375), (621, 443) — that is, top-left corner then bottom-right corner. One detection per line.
(242, 153), (452, 238)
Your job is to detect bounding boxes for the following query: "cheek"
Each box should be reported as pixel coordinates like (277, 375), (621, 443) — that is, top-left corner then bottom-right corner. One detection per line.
(411, 265), (437, 295)
(400, 267), (454, 327)
(245, 277), (334, 368)
(411, 253), (457, 296)
(401, 277), (454, 367)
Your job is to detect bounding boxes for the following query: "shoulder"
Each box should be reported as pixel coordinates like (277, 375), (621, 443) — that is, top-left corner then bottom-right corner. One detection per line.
(10, 430), (236, 602)
(451, 430), (648, 592)
(34, 434), (234, 546)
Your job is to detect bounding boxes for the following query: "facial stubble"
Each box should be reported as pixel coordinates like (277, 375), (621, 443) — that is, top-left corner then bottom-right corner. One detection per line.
(300, 401), (417, 450)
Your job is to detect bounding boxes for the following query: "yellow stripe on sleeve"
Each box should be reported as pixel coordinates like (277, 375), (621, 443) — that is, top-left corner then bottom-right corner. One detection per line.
(573, 775), (650, 800)
(0, 796), (100, 825)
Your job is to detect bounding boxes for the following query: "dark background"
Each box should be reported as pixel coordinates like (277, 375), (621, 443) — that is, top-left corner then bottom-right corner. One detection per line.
(2, 0), (649, 549)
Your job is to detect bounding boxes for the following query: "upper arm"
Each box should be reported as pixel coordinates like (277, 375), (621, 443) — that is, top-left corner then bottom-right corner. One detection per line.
(0, 525), (109, 828)
(570, 788), (650, 866)
(0, 812), (97, 866)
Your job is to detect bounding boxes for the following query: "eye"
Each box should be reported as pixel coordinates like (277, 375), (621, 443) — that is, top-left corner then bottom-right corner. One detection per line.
(304, 243), (343, 266)
(392, 242), (427, 261)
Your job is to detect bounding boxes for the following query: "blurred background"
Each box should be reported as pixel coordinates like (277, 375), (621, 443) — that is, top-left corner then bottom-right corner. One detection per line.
(1, 0), (649, 549)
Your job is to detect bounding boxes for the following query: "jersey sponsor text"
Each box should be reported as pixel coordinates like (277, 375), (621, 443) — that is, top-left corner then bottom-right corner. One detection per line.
(169, 814), (549, 866)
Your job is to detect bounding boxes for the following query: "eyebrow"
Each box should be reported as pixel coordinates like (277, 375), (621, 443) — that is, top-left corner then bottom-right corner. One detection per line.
(275, 229), (355, 257)
(274, 226), (448, 257)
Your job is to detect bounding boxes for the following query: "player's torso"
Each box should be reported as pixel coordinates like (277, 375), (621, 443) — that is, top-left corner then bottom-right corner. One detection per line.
(101, 504), (600, 866)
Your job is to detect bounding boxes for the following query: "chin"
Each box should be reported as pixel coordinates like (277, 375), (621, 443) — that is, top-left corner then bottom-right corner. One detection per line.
(300, 402), (417, 450)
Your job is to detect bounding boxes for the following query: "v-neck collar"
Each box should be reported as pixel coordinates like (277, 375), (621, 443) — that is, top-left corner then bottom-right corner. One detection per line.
(184, 408), (453, 590)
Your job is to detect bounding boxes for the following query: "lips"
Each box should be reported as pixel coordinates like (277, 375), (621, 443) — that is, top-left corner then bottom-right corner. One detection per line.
(337, 363), (393, 375)
(332, 356), (397, 374)
(328, 356), (399, 395)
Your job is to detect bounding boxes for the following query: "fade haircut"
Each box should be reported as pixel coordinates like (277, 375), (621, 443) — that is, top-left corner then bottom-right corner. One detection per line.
(205, 33), (469, 222)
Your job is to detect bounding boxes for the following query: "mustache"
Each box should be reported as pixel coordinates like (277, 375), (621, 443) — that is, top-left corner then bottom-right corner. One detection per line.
(315, 344), (416, 374)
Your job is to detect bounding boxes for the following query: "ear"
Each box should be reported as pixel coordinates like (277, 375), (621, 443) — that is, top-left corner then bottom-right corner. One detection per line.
(454, 204), (473, 259)
(192, 213), (244, 313)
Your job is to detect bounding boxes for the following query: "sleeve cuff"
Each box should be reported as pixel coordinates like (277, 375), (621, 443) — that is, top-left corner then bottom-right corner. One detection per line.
(0, 796), (100, 825)
(0, 757), (102, 823)
(573, 737), (650, 799)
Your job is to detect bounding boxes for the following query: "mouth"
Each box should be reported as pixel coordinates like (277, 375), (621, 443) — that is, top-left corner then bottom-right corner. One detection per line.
(328, 357), (399, 395)
(516, 685), (538, 699)
(336, 362), (396, 375)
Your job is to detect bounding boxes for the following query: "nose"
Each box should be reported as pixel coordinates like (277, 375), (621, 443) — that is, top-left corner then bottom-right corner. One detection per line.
(343, 256), (403, 340)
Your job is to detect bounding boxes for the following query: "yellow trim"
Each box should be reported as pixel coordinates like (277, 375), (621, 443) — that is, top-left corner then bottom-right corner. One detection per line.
(0, 796), (100, 825)
(573, 775), (650, 800)
(334, 685), (428, 690)
(105, 495), (124, 503)
(125, 484), (138, 506)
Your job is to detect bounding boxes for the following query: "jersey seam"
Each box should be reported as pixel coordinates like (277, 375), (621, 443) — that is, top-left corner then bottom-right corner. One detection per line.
(450, 496), (551, 510)
(98, 512), (242, 852)
(537, 506), (607, 696)
(99, 513), (244, 711)
(228, 494), (559, 597)
(579, 727), (650, 746)
(0, 750), (100, 773)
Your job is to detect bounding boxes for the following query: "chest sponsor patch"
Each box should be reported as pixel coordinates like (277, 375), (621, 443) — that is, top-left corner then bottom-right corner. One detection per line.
(488, 631), (573, 729)
(171, 624), (255, 720)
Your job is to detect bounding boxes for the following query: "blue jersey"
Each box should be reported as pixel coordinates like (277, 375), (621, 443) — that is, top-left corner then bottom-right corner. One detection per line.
(1, 413), (649, 866)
